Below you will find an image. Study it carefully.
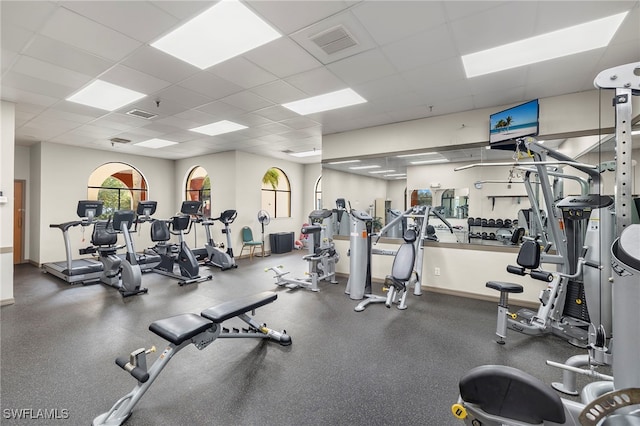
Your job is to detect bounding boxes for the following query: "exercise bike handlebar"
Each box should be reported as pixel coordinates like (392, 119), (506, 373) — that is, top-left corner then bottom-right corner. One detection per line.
(115, 357), (149, 383)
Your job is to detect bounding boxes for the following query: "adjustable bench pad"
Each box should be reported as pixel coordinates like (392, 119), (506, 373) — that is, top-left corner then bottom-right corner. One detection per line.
(201, 291), (277, 324)
(149, 314), (213, 345)
(486, 281), (524, 293)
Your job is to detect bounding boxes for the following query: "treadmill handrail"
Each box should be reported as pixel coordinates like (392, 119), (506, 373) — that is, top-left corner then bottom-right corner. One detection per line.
(49, 220), (84, 232)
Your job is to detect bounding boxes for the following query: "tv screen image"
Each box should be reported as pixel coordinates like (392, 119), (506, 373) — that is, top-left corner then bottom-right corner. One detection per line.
(489, 99), (539, 145)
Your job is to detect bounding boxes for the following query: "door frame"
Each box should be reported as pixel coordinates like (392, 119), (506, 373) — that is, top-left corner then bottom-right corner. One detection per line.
(14, 179), (25, 264)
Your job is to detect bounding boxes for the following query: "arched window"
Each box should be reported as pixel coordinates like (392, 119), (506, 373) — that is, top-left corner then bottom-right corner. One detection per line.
(410, 189), (432, 207)
(88, 162), (148, 218)
(186, 166), (211, 217)
(314, 176), (322, 210)
(261, 167), (291, 218)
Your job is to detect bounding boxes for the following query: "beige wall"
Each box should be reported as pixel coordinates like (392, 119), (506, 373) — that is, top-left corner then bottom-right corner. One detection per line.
(1, 101), (16, 305)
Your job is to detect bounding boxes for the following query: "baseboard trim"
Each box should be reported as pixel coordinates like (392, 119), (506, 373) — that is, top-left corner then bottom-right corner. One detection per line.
(1, 298), (16, 306)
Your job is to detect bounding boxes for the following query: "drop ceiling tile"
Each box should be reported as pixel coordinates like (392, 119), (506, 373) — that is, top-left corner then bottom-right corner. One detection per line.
(351, 1), (447, 45)
(244, 37), (322, 78)
(279, 117), (320, 130)
(60, 1), (178, 43)
(0, 1), (57, 32)
(535, 1), (636, 35)
(285, 67), (346, 96)
(429, 95), (474, 117)
(401, 57), (467, 92)
(246, 0), (352, 34)
(53, 100), (111, 118)
(467, 67), (527, 95)
(196, 101), (246, 119)
(253, 105), (300, 122)
(250, 80), (307, 104)
(209, 56), (278, 89)
(100, 65), (172, 95)
(163, 130), (201, 143)
(326, 49), (397, 86)
(473, 86), (526, 109)
(610, 6), (640, 44)
(122, 97), (185, 117)
(12, 55), (92, 89)
(140, 122), (182, 135)
(40, 7), (142, 61)
(154, 85), (213, 109)
(23, 35), (113, 77)
(443, 1), (505, 22)
(152, 1), (216, 20)
(258, 133), (288, 144)
(387, 105), (432, 123)
(123, 46), (199, 83)
(382, 24), (459, 72)
(67, 124), (121, 139)
(1, 49), (19, 73)
(90, 115), (147, 132)
(174, 109), (218, 125)
(353, 74), (411, 101)
(596, 39), (640, 74)
(154, 115), (201, 130)
(178, 72), (243, 100)
(449, 1), (538, 54)
(257, 122), (293, 135)
(1, 24), (35, 52)
(2, 71), (76, 99)
(233, 113), (275, 127)
(40, 108), (99, 124)
(220, 91), (274, 112)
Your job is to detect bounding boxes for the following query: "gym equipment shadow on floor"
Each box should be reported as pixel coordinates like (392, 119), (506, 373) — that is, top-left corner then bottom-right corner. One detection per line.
(2, 253), (601, 425)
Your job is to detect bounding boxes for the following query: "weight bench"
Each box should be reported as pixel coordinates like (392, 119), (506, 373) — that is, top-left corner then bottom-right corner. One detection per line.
(93, 291), (291, 426)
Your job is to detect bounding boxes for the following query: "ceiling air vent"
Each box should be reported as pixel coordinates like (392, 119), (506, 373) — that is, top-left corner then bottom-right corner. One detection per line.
(310, 25), (358, 55)
(109, 137), (132, 144)
(126, 108), (157, 119)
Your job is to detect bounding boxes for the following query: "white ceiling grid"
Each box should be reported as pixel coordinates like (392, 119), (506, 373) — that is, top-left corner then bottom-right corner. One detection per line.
(0, 0), (638, 164)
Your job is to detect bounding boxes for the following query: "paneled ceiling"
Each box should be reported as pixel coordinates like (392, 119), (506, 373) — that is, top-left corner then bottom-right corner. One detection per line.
(2, 1), (638, 164)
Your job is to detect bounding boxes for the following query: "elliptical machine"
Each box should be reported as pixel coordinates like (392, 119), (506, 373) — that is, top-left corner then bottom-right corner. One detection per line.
(149, 201), (213, 286)
(90, 210), (147, 298)
(201, 209), (238, 270)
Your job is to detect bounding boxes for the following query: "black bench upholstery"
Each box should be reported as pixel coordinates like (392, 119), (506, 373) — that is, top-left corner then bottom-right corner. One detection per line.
(149, 314), (213, 345)
(459, 365), (566, 424)
(486, 281), (524, 293)
(201, 291), (277, 324)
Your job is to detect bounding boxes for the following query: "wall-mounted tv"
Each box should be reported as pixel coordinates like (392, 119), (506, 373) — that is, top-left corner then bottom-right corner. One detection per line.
(489, 99), (539, 150)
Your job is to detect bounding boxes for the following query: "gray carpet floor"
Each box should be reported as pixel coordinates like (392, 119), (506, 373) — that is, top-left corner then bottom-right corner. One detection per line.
(2, 252), (600, 425)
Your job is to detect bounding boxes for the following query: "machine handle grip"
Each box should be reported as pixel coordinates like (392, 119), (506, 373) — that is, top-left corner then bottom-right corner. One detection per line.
(115, 357), (149, 383)
(506, 265), (525, 275)
(584, 260), (600, 269)
(530, 270), (553, 282)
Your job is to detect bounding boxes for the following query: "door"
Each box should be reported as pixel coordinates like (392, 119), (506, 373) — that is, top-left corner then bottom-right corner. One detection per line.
(13, 180), (25, 264)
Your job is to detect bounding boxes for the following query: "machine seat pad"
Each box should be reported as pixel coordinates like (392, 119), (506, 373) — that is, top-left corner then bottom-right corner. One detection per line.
(459, 365), (566, 424)
(486, 281), (523, 293)
(149, 314), (213, 345)
(201, 291), (277, 324)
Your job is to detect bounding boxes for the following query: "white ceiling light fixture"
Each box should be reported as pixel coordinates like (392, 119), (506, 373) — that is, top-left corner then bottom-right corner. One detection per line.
(369, 170), (395, 174)
(328, 159), (361, 165)
(385, 173), (406, 177)
(66, 80), (146, 111)
(151, 0), (282, 69)
(134, 138), (178, 148)
(290, 149), (322, 158)
(462, 11), (629, 78)
(349, 165), (380, 170)
(282, 88), (367, 115)
(410, 159), (450, 165)
(190, 120), (248, 136)
(396, 152), (440, 158)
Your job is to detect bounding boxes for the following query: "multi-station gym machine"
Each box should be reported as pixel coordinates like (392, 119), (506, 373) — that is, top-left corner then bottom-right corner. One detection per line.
(452, 61), (640, 426)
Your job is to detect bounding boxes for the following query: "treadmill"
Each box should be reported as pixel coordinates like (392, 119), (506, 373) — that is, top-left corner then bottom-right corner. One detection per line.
(42, 201), (104, 285)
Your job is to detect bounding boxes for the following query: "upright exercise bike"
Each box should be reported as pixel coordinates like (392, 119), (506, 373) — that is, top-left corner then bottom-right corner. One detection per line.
(148, 201), (213, 286)
(90, 210), (147, 298)
(200, 209), (238, 270)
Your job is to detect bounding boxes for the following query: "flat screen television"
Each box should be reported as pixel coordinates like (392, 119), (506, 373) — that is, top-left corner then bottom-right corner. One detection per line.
(489, 99), (539, 150)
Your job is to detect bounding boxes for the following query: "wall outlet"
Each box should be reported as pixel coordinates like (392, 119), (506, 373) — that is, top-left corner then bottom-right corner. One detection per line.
(434, 267), (441, 276)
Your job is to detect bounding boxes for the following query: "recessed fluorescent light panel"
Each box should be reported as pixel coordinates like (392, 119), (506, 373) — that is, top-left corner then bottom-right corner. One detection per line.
(462, 11), (628, 78)
(151, 1), (281, 69)
(396, 152), (440, 158)
(66, 80), (146, 111)
(290, 150), (321, 158)
(134, 138), (178, 148)
(328, 159), (360, 165)
(369, 170), (395, 174)
(282, 88), (367, 115)
(385, 173), (406, 177)
(190, 120), (247, 136)
(349, 165), (380, 170)
(410, 159), (450, 165)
